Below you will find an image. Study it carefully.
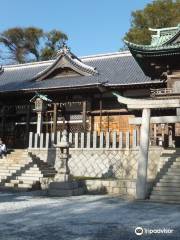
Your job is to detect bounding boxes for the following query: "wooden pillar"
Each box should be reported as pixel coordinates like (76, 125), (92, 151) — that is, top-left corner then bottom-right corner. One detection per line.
(82, 101), (87, 132)
(53, 103), (58, 134)
(25, 104), (31, 147)
(1, 106), (5, 138)
(99, 98), (102, 132)
(136, 108), (151, 200)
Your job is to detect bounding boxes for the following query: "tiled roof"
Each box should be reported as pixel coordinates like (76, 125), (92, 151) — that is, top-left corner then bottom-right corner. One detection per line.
(0, 51), (161, 93)
(125, 24), (180, 52)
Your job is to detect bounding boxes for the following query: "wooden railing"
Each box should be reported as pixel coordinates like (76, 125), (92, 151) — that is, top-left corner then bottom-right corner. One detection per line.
(28, 130), (139, 149)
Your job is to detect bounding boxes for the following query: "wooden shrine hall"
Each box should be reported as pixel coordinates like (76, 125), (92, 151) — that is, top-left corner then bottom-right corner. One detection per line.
(0, 24), (180, 149)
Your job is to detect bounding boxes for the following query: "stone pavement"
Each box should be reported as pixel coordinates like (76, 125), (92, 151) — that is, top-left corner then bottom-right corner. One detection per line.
(0, 191), (179, 240)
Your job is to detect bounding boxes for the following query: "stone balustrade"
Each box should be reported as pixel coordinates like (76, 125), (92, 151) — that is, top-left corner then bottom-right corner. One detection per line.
(28, 130), (139, 149)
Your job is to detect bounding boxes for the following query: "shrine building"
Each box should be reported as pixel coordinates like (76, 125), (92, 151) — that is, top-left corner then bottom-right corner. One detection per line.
(0, 24), (180, 202)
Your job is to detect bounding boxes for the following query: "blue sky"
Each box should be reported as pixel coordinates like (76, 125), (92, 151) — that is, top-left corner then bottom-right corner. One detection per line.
(0, 0), (151, 57)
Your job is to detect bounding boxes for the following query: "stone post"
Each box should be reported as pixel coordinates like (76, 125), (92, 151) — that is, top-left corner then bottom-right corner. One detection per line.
(136, 108), (151, 199)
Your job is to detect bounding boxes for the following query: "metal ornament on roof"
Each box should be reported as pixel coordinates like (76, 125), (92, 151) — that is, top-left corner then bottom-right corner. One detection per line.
(56, 42), (70, 56)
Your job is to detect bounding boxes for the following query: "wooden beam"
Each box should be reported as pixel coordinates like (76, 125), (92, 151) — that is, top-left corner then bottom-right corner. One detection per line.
(129, 116), (180, 125)
(87, 109), (128, 115)
(53, 103), (58, 133)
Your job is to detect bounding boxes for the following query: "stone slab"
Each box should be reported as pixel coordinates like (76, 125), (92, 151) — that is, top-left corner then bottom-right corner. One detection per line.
(49, 181), (79, 190)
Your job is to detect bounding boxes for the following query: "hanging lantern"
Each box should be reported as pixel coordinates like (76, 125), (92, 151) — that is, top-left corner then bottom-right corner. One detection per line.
(35, 98), (46, 112)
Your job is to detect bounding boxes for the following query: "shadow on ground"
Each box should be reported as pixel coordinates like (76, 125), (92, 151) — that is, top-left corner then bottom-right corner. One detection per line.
(0, 191), (180, 240)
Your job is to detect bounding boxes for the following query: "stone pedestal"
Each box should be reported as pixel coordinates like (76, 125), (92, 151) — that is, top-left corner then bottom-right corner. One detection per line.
(48, 181), (84, 197)
(48, 130), (84, 197)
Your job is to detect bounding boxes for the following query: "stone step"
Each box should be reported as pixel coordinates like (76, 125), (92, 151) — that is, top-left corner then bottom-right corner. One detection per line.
(159, 157), (176, 161)
(163, 176), (180, 181)
(151, 190), (180, 196)
(5, 182), (32, 189)
(0, 167), (11, 170)
(167, 171), (180, 176)
(7, 153), (28, 155)
(29, 167), (40, 170)
(0, 186), (29, 192)
(157, 182), (180, 187)
(6, 167), (22, 170)
(173, 162), (180, 166)
(21, 173), (43, 177)
(17, 176), (40, 181)
(149, 198), (180, 204)
(0, 176), (6, 180)
(41, 170), (56, 174)
(0, 164), (24, 167)
(0, 173), (12, 176)
(42, 173), (56, 177)
(160, 178), (180, 183)
(0, 169), (12, 173)
(6, 160), (30, 163)
(17, 183), (32, 188)
(0, 167), (19, 171)
(150, 194), (180, 202)
(170, 166), (180, 170)
(153, 186), (180, 191)
(6, 154), (29, 158)
(4, 182), (15, 187)
(10, 179), (38, 184)
(7, 156), (25, 159)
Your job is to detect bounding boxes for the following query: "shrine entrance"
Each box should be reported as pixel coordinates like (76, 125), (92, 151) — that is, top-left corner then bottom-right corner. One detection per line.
(113, 92), (180, 199)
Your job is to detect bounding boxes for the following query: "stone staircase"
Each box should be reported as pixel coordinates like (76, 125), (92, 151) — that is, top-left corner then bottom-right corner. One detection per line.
(150, 149), (180, 203)
(0, 150), (56, 191)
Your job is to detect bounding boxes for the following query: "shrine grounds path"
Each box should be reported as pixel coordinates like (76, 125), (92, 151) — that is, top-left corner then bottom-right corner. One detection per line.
(0, 191), (180, 240)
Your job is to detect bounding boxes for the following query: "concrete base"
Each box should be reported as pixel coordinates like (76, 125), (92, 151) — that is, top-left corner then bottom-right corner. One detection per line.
(48, 181), (85, 197)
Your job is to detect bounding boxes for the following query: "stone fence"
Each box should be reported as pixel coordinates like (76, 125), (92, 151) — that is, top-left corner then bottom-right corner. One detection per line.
(28, 131), (163, 198)
(28, 130), (139, 149)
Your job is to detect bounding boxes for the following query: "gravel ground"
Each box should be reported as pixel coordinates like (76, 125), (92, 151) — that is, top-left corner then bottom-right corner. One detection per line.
(0, 191), (180, 240)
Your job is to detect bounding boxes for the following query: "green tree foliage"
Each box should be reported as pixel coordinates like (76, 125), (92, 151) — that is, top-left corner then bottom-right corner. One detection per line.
(124, 0), (180, 45)
(0, 27), (68, 63)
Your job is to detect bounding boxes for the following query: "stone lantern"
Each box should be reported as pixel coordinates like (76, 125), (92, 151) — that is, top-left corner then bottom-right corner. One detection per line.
(54, 130), (70, 182)
(48, 130), (84, 197)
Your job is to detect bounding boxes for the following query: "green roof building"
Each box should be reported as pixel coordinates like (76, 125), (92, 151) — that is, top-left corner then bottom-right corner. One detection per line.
(125, 24), (180, 79)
